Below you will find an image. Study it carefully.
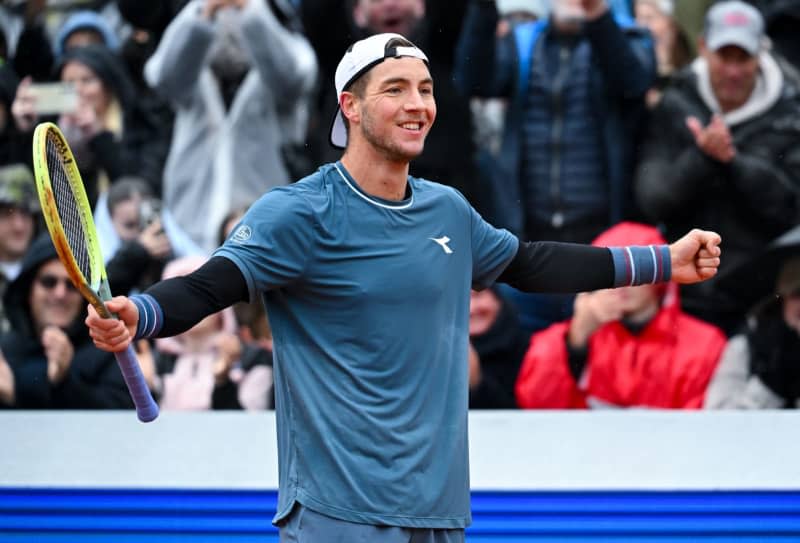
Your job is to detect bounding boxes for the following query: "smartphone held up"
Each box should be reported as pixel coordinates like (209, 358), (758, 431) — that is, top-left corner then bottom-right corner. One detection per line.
(26, 83), (79, 116)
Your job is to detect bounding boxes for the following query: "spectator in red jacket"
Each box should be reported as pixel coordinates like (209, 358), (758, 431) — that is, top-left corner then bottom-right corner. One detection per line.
(515, 222), (726, 409)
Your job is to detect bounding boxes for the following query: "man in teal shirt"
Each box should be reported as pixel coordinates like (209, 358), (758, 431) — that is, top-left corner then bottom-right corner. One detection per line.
(86, 32), (722, 543)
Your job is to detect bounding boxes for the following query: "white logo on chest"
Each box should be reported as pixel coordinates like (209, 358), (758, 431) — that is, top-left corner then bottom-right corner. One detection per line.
(430, 236), (453, 254)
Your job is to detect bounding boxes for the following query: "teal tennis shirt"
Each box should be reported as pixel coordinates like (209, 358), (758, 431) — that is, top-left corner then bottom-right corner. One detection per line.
(214, 162), (518, 528)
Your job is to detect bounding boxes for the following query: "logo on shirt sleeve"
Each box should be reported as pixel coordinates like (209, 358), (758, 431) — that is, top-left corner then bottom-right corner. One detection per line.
(231, 225), (253, 243)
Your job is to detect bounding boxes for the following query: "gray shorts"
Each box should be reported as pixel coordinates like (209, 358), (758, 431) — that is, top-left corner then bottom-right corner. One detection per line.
(278, 503), (466, 543)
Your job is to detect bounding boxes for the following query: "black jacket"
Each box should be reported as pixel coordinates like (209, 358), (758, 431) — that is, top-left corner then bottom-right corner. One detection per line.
(0, 235), (134, 409)
(634, 58), (800, 333)
(469, 290), (529, 409)
(106, 240), (168, 296)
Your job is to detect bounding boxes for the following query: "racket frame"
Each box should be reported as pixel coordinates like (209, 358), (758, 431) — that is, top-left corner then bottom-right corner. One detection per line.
(32, 123), (114, 315)
(31, 122), (158, 422)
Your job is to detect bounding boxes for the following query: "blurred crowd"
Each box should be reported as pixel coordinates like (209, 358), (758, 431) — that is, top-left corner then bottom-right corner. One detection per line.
(1, 0), (800, 412)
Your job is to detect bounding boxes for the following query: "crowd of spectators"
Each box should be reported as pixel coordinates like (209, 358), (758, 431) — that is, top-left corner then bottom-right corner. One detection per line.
(0, 0), (799, 412)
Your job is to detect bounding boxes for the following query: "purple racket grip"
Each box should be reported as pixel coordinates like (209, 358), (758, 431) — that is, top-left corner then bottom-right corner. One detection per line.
(115, 345), (159, 422)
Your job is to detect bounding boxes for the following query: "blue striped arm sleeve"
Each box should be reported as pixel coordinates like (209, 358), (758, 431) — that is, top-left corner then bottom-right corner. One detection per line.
(609, 245), (671, 287)
(130, 294), (164, 339)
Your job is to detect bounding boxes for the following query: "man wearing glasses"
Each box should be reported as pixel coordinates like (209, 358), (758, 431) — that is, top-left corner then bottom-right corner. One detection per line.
(0, 235), (134, 409)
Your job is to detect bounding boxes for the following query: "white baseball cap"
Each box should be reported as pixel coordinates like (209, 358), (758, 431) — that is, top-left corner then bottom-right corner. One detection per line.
(704, 1), (764, 56)
(330, 33), (429, 149)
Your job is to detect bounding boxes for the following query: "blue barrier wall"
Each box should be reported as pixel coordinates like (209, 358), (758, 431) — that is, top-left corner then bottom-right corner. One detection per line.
(3, 488), (800, 542)
(4, 411), (800, 542)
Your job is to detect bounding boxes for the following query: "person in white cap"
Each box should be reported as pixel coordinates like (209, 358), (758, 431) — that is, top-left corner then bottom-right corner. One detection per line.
(85, 32), (723, 542)
(634, 0), (800, 337)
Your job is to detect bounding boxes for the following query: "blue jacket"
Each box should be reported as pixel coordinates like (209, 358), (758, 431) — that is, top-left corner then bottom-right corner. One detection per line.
(455, 2), (655, 237)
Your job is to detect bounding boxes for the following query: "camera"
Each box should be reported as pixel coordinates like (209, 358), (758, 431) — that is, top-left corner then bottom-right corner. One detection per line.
(139, 197), (163, 230)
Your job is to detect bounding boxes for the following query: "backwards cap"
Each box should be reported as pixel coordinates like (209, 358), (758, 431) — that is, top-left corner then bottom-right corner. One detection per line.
(329, 33), (428, 149)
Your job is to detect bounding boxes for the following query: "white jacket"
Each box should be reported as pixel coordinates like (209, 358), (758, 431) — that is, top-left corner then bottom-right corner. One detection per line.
(145, 0), (317, 252)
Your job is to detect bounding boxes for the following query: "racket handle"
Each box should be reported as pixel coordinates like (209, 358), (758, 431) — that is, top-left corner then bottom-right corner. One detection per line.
(114, 345), (159, 423)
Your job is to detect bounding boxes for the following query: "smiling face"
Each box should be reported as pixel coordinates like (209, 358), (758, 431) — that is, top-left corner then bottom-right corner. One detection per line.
(469, 289), (502, 337)
(342, 56), (436, 162)
(28, 259), (83, 334)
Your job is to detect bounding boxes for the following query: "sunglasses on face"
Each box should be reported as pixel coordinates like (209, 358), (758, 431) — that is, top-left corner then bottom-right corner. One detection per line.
(36, 275), (78, 293)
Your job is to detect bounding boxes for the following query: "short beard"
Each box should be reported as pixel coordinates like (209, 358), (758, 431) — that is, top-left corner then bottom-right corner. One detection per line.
(359, 107), (423, 162)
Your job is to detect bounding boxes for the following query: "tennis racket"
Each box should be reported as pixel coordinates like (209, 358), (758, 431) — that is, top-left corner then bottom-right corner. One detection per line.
(32, 122), (159, 423)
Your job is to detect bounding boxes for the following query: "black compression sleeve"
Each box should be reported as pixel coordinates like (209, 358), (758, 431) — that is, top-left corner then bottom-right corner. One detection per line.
(496, 240), (615, 293)
(144, 256), (250, 337)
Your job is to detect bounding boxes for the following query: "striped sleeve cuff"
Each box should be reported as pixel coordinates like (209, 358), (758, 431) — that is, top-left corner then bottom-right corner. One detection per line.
(130, 294), (164, 339)
(609, 245), (671, 287)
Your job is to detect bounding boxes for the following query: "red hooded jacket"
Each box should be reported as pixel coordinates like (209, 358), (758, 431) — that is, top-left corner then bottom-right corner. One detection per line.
(515, 222), (727, 409)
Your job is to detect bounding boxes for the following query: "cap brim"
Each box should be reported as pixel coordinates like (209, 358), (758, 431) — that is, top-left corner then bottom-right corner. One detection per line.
(707, 30), (759, 55)
(329, 108), (347, 149)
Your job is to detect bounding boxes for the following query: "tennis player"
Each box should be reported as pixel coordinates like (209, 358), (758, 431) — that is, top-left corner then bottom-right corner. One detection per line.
(86, 33), (722, 543)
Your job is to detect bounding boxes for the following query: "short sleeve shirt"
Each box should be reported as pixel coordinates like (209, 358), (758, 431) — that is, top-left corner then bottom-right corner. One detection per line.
(214, 162), (517, 528)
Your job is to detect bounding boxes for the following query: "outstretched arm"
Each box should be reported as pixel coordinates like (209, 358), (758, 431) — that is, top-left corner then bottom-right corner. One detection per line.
(497, 229), (721, 293)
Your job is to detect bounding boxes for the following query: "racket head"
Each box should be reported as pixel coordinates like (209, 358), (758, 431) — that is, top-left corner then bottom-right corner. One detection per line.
(31, 122), (160, 423)
(32, 122), (110, 316)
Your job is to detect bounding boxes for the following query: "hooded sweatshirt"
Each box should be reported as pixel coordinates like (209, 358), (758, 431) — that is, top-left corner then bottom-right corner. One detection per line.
(0, 234), (133, 409)
(515, 222), (727, 409)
